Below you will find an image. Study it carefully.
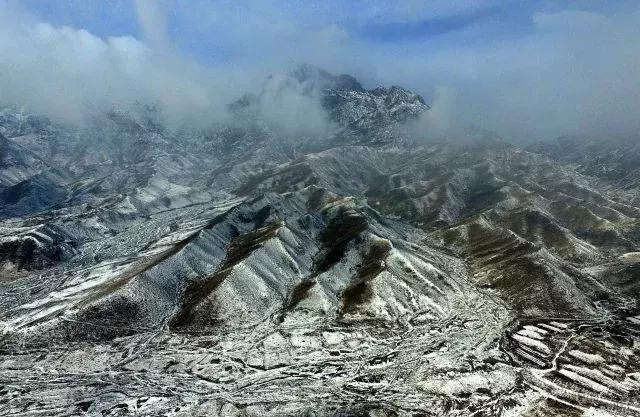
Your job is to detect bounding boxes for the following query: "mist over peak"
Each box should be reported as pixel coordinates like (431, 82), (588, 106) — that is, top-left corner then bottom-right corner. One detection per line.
(2, 3), (640, 416)
(2, 2), (640, 143)
(287, 64), (365, 93)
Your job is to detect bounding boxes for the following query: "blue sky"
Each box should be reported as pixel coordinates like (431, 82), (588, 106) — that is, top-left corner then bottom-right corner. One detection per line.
(15, 1), (631, 61)
(2, 1), (640, 140)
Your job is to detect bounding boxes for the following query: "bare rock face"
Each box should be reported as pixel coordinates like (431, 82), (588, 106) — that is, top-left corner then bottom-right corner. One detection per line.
(1, 69), (639, 416)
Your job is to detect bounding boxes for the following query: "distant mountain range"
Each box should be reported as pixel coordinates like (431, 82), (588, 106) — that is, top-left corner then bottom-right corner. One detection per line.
(1, 66), (639, 417)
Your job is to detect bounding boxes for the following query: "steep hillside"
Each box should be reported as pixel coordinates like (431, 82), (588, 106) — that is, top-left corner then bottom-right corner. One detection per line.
(1, 68), (639, 416)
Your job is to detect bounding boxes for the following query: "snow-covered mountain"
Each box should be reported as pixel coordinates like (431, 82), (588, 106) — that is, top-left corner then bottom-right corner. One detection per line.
(1, 67), (639, 416)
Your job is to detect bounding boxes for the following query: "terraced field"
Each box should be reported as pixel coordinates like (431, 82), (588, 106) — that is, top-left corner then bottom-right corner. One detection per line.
(1, 67), (639, 416)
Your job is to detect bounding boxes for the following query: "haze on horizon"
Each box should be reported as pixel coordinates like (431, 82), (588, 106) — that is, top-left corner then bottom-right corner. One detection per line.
(0, 0), (639, 143)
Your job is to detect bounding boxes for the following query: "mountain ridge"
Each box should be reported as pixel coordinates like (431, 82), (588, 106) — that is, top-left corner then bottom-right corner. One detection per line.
(1, 68), (639, 416)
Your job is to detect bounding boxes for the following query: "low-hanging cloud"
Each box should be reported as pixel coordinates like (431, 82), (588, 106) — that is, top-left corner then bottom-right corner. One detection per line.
(0, 7), (244, 127)
(256, 75), (335, 139)
(1, 2), (640, 143)
(0, 3), (336, 135)
(463, 10), (640, 142)
(363, 8), (640, 142)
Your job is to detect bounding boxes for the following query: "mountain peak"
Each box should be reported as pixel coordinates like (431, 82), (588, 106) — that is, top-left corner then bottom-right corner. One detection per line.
(228, 66), (430, 146)
(287, 64), (364, 93)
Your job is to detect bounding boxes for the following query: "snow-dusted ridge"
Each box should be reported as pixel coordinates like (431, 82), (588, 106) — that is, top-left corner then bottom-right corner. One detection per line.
(0, 68), (639, 416)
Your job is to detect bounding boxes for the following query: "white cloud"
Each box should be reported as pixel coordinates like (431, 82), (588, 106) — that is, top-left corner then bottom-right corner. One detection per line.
(374, 8), (640, 142)
(0, 10), (243, 127)
(134, 0), (169, 48)
(1, 3), (639, 143)
(256, 74), (334, 139)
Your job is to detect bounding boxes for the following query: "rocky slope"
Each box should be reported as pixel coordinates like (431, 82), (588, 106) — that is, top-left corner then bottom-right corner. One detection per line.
(0, 67), (639, 416)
